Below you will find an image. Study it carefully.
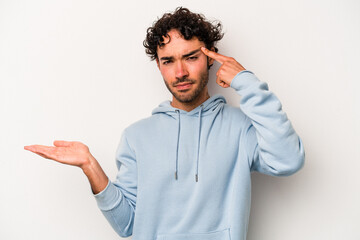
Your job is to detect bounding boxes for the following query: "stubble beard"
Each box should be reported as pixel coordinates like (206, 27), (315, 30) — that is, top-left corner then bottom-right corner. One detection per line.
(163, 69), (209, 104)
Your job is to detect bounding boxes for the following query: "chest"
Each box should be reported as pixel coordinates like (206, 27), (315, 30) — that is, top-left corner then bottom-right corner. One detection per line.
(135, 116), (243, 185)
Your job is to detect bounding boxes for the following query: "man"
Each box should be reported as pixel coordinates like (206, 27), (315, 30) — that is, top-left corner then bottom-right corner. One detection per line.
(24, 7), (305, 240)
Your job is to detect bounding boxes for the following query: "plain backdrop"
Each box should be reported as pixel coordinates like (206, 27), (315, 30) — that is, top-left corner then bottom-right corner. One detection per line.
(1, 0), (359, 239)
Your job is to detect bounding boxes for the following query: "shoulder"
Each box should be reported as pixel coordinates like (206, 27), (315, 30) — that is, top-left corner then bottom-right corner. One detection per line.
(122, 114), (165, 138)
(222, 103), (248, 122)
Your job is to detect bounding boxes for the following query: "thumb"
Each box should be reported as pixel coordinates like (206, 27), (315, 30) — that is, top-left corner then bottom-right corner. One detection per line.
(216, 76), (230, 88)
(53, 140), (72, 147)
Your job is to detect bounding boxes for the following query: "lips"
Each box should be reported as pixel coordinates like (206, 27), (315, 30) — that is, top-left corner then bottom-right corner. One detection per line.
(175, 83), (193, 90)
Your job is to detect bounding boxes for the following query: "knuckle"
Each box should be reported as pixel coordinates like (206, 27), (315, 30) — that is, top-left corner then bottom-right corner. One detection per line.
(224, 58), (234, 64)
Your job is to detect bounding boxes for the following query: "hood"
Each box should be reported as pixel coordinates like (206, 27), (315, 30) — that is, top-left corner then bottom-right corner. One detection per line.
(151, 94), (227, 182)
(152, 94), (226, 117)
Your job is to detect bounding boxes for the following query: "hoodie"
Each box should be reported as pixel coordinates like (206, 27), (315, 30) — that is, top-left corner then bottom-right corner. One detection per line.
(93, 70), (305, 240)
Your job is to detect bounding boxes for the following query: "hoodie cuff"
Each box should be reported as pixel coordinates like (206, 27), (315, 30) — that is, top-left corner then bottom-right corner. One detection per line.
(93, 179), (121, 211)
(230, 70), (259, 91)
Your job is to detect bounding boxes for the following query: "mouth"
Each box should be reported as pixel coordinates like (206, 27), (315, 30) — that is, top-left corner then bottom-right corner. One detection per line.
(175, 83), (193, 90)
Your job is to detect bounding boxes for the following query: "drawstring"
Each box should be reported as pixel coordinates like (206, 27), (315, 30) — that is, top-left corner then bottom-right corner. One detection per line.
(195, 104), (203, 182)
(174, 104), (203, 183)
(175, 109), (180, 180)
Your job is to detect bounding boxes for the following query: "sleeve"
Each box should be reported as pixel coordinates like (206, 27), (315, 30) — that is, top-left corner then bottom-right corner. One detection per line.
(231, 70), (305, 176)
(93, 129), (137, 237)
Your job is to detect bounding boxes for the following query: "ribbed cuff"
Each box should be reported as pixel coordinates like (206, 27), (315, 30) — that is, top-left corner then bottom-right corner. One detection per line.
(93, 179), (121, 211)
(230, 70), (258, 91)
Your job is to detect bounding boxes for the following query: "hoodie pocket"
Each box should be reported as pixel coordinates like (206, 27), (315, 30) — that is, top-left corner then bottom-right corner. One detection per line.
(156, 228), (231, 240)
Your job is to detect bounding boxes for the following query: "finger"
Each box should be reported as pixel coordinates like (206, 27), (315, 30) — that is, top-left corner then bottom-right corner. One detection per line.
(220, 81), (230, 88)
(216, 76), (222, 87)
(24, 145), (50, 159)
(201, 47), (227, 64)
(33, 151), (52, 159)
(24, 145), (56, 155)
(215, 75), (230, 88)
(24, 145), (41, 152)
(53, 140), (72, 147)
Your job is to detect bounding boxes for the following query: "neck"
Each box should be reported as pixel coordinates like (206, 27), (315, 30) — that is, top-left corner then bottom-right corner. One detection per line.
(171, 89), (210, 112)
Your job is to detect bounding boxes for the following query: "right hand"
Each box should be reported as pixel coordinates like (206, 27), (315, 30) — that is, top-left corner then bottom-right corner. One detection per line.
(201, 47), (246, 88)
(24, 140), (93, 169)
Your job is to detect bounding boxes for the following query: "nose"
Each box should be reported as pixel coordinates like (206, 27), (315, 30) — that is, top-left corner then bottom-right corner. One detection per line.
(175, 61), (189, 79)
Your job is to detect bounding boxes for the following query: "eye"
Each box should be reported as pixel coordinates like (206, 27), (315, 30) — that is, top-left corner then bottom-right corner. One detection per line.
(187, 56), (198, 61)
(162, 60), (172, 65)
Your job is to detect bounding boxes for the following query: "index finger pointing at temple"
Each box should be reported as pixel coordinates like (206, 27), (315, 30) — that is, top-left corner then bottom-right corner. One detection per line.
(200, 47), (228, 64)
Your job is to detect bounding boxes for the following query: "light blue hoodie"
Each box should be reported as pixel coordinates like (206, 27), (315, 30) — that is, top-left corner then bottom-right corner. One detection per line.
(94, 70), (305, 240)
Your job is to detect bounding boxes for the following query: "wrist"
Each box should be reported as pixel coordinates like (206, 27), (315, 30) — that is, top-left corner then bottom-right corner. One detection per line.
(230, 70), (256, 90)
(80, 155), (109, 194)
(81, 155), (97, 176)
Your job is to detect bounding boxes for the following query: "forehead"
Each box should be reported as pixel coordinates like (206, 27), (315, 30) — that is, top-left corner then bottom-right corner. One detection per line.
(157, 30), (205, 58)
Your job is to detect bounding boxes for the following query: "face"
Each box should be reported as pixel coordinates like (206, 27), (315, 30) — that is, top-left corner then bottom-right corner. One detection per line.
(156, 29), (214, 104)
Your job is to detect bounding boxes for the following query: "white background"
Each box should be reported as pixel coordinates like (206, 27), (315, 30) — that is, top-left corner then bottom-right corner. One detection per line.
(1, 0), (359, 239)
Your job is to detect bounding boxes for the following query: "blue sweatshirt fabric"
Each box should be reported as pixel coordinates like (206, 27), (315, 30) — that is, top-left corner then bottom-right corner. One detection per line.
(93, 70), (305, 240)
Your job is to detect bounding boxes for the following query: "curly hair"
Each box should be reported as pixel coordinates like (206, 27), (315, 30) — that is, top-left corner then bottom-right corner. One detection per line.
(143, 7), (224, 61)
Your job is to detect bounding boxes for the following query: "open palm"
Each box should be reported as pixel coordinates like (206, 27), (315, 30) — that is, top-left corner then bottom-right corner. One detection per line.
(24, 140), (91, 168)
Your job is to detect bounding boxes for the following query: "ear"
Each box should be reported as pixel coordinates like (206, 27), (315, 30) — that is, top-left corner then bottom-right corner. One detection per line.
(205, 47), (216, 70)
(156, 58), (160, 70)
(208, 47), (216, 66)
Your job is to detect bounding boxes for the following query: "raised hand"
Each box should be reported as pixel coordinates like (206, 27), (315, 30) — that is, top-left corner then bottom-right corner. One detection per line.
(24, 140), (109, 194)
(201, 47), (246, 88)
(24, 140), (92, 169)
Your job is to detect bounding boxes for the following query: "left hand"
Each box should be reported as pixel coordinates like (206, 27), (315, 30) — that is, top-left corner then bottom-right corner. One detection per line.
(24, 140), (93, 169)
(201, 47), (246, 88)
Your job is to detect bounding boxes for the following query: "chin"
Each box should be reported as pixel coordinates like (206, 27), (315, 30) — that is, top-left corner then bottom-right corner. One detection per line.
(175, 91), (201, 103)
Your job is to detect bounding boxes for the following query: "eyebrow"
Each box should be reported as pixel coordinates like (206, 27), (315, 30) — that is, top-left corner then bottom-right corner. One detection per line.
(160, 48), (201, 61)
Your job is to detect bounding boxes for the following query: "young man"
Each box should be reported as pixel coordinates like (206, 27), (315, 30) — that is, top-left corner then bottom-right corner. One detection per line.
(24, 7), (305, 240)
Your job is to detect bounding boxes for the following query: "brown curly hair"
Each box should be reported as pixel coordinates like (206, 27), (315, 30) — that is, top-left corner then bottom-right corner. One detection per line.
(143, 7), (224, 61)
